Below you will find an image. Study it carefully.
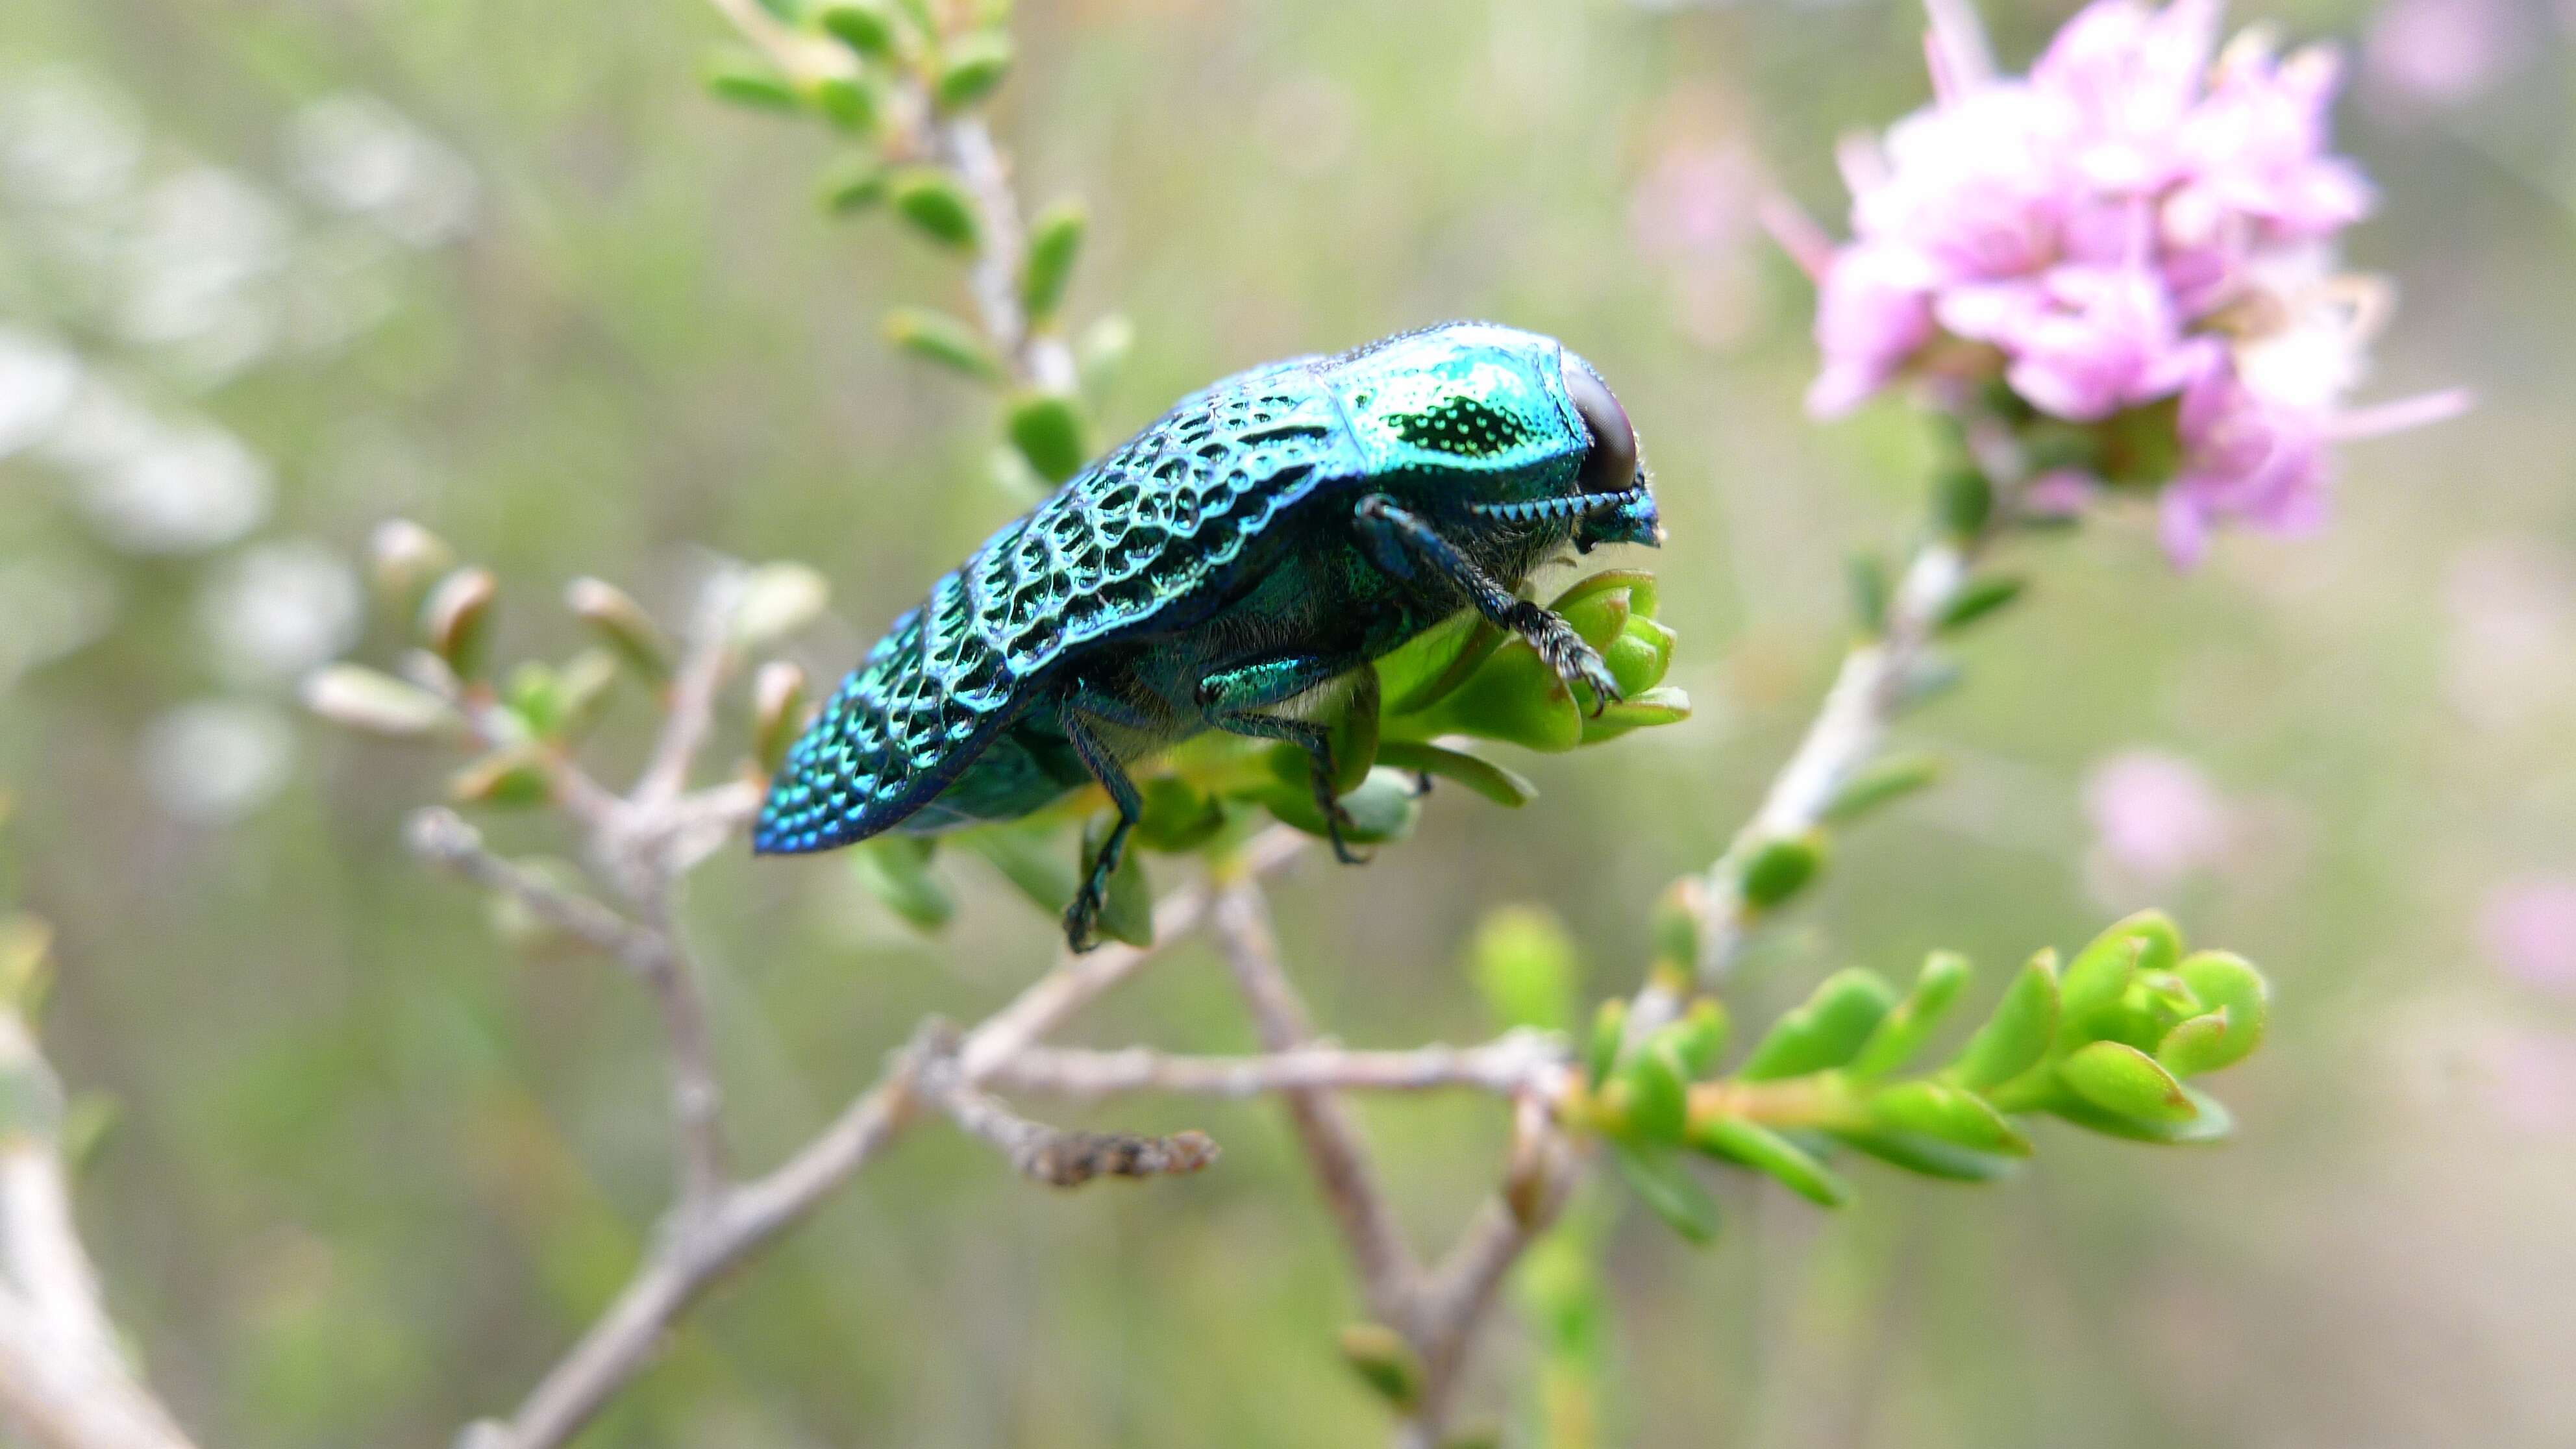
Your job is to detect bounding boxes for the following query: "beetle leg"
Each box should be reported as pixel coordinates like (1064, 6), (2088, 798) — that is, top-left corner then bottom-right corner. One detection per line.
(1352, 493), (1623, 717)
(1056, 687), (1146, 953)
(1196, 654), (1377, 865)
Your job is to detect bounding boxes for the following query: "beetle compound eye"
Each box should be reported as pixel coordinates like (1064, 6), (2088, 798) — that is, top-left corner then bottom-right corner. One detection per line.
(1563, 358), (1637, 493)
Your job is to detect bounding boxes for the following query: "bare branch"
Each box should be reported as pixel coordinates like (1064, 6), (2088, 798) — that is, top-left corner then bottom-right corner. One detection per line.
(1209, 879), (1422, 1330)
(634, 572), (744, 809)
(471, 836), (1307, 1449)
(932, 1074), (1217, 1188)
(406, 809), (649, 965)
(987, 1035), (1563, 1102)
(0, 1013), (199, 1449)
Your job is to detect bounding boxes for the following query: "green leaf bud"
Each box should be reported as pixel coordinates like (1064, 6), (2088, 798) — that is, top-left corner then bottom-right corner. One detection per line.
(301, 664), (461, 739)
(548, 649), (619, 743)
(565, 576), (673, 680)
(367, 517), (454, 605)
(811, 74), (880, 134)
(1738, 968), (1897, 1080)
(1831, 1128), (2021, 1182)
(1004, 390), (1091, 484)
(1738, 832), (1827, 912)
(1370, 741), (1535, 808)
(1937, 575), (2026, 634)
(1934, 464), (1992, 539)
(965, 826), (1080, 915)
(1670, 997), (1729, 1078)
(934, 31), (1014, 110)
(2057, 1039), (2196, 1124)
(817, 155), (889, 216)
(449, 747), (551, 809)
(884, 307), (1004, 382)
(1548, 567), (1658, 620)
(1578, 686), (1691, 745)
(1134, 774), (1225, 853)
(1021, 199), (1085, 323)
(702, 51), (801, 111)
(1848, 949), (1972, 1078)
(1609, 1140), (1720, 1243)
(1338, 1324), (1422, 1410)
(418, 567), (497, 680)
(1866, 1080), (2030, 1155)
(1689, 1117), (1850, 1207)
(1846, 552), (1890, 635)
(888, 167), (981, 251)
(1820, 751), (1945, 824)
(817, 0), (900, 57)
(853, 836), (953, 932)
(1613, 1035), (1689, 1143)
(1585, 998), (1627, 1090)
(1944, 948), (2059, 1090)
(1468, 906), (1579, 1034)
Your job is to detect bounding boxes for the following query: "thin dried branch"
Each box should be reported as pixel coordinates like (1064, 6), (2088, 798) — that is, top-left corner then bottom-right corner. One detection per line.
(987, 1034), (1564, 1102)
(467, 836), (1306, 1449)
(1208, 879), (1424, 1332)
(931, 1069), (1218, 1188)
(0, 1013), (199, 1449)
(634, 572), (743, 810)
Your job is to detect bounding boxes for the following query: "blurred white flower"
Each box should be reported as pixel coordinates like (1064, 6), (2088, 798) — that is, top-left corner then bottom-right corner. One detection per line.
(0, 326), (81, 458)
(66, 402), (275, 554)
(115, 166), (290, 382)
(282, 92), (477, 247)
(0, 66), (142, 208)
(2082, 748), (2234, 902)
(141, 699), (295, 823)
(199, 539), (363, 684)
(0, 556), (117, 692)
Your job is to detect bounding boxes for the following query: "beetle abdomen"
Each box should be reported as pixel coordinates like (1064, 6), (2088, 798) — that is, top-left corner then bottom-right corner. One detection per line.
(754, 356), (1359, 854)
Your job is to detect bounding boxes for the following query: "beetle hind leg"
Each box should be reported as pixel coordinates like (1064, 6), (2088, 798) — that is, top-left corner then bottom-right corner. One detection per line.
(1197, 654), (1378, 865)
(1056, 686), (1150, 952)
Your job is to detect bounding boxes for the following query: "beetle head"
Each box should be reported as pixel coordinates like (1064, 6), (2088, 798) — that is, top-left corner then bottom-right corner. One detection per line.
(1324, 322), (1659, 551)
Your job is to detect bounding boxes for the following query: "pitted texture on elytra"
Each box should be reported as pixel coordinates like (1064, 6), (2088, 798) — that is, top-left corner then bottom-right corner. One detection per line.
(756, 359), (1349, 853)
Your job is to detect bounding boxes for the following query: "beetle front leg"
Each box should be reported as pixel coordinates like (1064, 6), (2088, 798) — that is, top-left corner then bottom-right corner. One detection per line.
(1352, 493), (1622, 715)
(1056, 686), (1149, 953)
(1197, 654), (1378, 865)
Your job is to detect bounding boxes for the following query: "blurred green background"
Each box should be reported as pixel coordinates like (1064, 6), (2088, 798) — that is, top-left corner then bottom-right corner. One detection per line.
(2, 0), (2570, 1444)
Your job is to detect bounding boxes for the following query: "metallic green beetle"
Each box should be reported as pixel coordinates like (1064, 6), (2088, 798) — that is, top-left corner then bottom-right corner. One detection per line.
(756, 321), (1661, 948)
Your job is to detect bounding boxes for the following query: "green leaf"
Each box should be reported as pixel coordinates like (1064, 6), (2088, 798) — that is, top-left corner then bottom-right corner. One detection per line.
(817, 0), (899, 56)
(1848, 950), (1972, 1078)
(1609, 1140), (1720, 1243)
(2060, 925), (2147, 1045)
(564, 576), (673, 679)
(1945, 948), (2059, 1090)
(2168, 949), (2268, 1072)
(1337, 1323), (1422, 1410)
(1084, 814), (1153, 948)
(1847, 552), (1890, 634)
(1613, 1035), (1689, 1144)
(1819, 751), (1944, 824)
(0, 915), (54, 1017)
(964, 826), (1080, 915)
(1866, 1081), (2030, 1155)
(1376, 612), (1505, 717)
(1737, 968), (1898, 1081)
(1934, 465), (1992, 539)
(1605, 614), (1677, 696)
(1004, 391), (1091, 483)
(1370, 741), (1536, 808)
(888, 167), (980, 251)
(1831, 1127), (2021, 1182)
(1133, 775), (1225, 854)
(1553, 586), (1631, 653)
(852, 837), (952, 931)
(1937, 575), (2026, 634)
(1668, 998), (1729, 1078)
(1548, 567), (1659, 620)
(933, 31), (1014, 109)
(2057, 1040), (2195, 1124)
(884, 307), (1003, 382)
(1257, 767), (1418, 847)
(2050, 1083), (2235, 1144)
(1689, 1117), (1850, 1207)
(1021, 199), (1085, 322)
(1584, 998), (1626, 1090)
(702, 51), (800, 110)
(1399, 640), (1583, 752)
(817, 155), (889, 215)
(1468, 907), (1579, 1034)
(418, 567), (497, 678)
(812, 74), (880, 132)
(1737, 833), (1827, 912)
(1578, 686), (1691, 745)
(300, 664), (462, 738)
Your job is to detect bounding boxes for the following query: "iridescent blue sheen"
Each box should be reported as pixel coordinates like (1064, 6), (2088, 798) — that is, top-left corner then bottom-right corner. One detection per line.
(755, 321), (1658, 864)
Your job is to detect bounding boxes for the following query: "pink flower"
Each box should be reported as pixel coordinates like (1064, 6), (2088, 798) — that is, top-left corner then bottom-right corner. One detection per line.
(2083, 749), (2233, 885)
(1781, 0), (2466, 566)
(2481, 878), (2576, 996)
